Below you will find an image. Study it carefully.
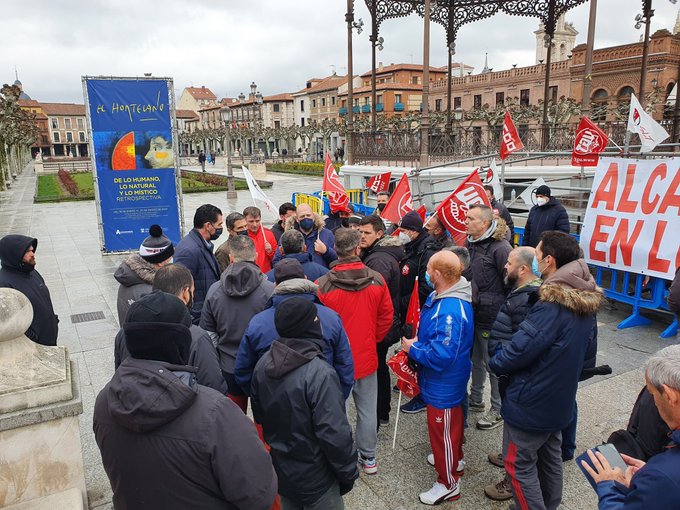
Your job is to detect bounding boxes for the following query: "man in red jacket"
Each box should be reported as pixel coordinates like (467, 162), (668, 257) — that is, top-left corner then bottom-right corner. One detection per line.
(317, 228), (393, 475)
(244, 206), (278, 273)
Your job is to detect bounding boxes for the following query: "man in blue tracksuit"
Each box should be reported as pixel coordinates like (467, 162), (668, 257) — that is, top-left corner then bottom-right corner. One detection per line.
(401, 250), (474, 506)
(583, 344), (680, 509)
(489, 231), (603, 510)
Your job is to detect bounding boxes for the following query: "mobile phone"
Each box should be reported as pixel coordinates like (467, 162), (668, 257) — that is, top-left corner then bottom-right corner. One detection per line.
(576, 443), (628, 491)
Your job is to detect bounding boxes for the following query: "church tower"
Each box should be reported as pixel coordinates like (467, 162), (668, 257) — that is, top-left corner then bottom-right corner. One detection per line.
(535, 13), (579, 64)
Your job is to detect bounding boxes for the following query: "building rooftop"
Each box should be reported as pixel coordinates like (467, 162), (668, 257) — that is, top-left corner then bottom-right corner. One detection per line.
(360, 63), (448, 78)
(184, 86), (217, 100)
(40, 103), (86, 116)
(175, 109), (199, 120)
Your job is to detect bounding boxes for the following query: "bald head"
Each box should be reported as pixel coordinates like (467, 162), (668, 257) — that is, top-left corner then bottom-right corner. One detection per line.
(505, 246), (538, 288)
(296, 203), (313, 216)
(427, 250), (462, 292)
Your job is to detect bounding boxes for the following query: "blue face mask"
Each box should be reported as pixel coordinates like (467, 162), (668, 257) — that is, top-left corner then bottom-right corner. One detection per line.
(299, 218), (315, 231)
(532, 256), (542, 277)
(425, 272), (432, 287)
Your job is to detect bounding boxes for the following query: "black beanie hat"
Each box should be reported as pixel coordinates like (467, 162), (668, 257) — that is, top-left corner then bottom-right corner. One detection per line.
(535, 185), (552, 197)
(275, 296), (322, 339)
(274, 258), (306, 284)
(399, 210), (424, 233)
(139, 225), (174, 264)
(123, 290), (192, 365)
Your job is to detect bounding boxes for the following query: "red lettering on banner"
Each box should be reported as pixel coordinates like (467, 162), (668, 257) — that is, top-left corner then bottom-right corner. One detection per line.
(617, 164), (638, 213)
(658, 168), (680, 214)
(609, 219), (644, 266)
(648, 221), (671, 274)
(589, 215), (616, 262)
(591, 162), (618, 210)
(641, 163), (666, 214)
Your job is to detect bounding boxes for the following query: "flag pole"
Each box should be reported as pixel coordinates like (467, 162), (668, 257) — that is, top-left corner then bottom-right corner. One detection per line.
(392, 390), (402, 449)
(500, 157), (506, 201)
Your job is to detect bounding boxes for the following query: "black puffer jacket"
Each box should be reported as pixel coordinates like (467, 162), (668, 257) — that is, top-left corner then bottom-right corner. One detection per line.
(488, 278), (542, 357)
(362, 235), (404, 345)
(0, 235), (58, 345)
(399, 232), (436, 322)
(466, 220), (513, 330)
(94, 358), (277, 510)
(522, 197), (570, 248)
(251, 336), (359, 506)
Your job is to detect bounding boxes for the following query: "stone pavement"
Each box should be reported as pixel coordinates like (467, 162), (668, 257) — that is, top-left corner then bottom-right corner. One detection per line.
(0, 163), (677, 510)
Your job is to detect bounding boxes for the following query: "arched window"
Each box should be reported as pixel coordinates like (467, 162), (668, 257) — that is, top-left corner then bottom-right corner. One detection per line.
(591, 89), (609, 121)
(560, 43), (566, 60)
(617, 86), (635, 100)
(664, 82), (676, 120)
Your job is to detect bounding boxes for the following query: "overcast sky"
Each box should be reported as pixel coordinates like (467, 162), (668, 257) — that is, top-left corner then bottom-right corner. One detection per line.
(3, 0), (679, 104)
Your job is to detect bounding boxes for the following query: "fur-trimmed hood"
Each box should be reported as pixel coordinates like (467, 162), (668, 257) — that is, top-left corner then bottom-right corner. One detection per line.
(539, 259), (603, 315)
(272, 278), (318, 296)
(114, 254), (157, 287)
(284, 213), (325, 233)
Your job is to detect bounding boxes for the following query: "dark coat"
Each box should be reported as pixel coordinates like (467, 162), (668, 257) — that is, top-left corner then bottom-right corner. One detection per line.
(265, 252), (328, 283)
(361, 235), (404, 345)
(488, 279), (542, 357)
(490, 260), (603, 433)
(398, 232), (436, 323)
(490, 197), (515, 241)
(466, 220), (513, 331)
(174, 229), (221, 323)
(668, 267), (680, 316)
(235, 278), (354, 399)
(0, 235), (58, 345)
(94, 357), (277, 510)
(200, 261), (275, 374)
(251, 336), (359, 505)
(270, 220), (285, 244)
(522, 197), (570, 248)
(114, 324), (227, 394)
(596, 429), (680, 510)
(113, 254), (156, 326)
(272, 215), (337, 268)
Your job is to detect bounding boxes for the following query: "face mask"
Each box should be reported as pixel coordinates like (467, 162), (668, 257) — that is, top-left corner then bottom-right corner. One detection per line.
(341, 218), (349, 228)
(399, 232), (411, 245)
(536, 197), (548, 207)
(425, 272), (433, 287)
(377, 203), (386, 212)
(210, 228), (223, 241)
(299, 218), (315, 231)
(532, 256), (543, 277)
(236, 230), (249, 236)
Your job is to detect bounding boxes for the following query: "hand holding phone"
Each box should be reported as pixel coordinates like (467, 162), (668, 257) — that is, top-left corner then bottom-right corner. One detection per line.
(577, 443), (633, 490)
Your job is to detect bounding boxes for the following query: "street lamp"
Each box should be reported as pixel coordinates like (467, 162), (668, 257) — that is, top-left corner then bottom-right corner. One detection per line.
(221, 107), (237, 199)
(636, 0), (654, 103)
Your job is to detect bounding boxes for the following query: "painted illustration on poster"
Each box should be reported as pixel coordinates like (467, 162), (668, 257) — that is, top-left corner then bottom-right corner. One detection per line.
(84, 78), (182, 253)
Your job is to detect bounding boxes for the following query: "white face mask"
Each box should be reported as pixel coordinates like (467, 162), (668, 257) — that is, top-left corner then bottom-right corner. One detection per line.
(537, 197), (548, 207)
(399, 232), (411, 245)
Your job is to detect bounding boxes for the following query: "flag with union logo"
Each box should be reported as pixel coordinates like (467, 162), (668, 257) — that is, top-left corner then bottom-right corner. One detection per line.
(366, 171), (392, 193)
(499, 111), (524, 160)
(572, 116), (608, 167)
(380, 173), (413, 224)
(435, 169), (491, 245)
(322, 153), (350, 213)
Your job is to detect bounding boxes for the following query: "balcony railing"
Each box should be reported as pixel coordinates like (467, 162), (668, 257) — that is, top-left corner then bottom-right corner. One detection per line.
(361, 104), (371, 113)
(339, 107), (348, 116)
(393, 102), (405, 112)
(375, 103), (384, 112)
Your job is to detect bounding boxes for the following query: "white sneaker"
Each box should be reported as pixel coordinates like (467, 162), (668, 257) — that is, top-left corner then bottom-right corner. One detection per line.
(476, 409), (504, 430)
(419, 481), (461, 505)
(426, 454), (465, 474)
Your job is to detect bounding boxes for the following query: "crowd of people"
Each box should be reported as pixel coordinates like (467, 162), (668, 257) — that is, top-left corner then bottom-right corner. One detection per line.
(1, 182), (680, 510)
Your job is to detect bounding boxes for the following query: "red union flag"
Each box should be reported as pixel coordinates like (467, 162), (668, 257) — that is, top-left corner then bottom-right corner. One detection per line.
(572, 116), (609, 167)
(387, 350), (419, 398)
(322, 153), (350, 213)
(380, 173), (413, 224)
(435, 169), (491, 245)
(366, 171), (392, 193)
(499, 111), (524, 160)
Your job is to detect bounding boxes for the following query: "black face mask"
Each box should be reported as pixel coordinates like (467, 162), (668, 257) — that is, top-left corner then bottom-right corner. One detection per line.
(210, 228), (223, 241)
(236, 230), (249, 236)
(341, 218), (350, 228)
(377, 203), (386, 212)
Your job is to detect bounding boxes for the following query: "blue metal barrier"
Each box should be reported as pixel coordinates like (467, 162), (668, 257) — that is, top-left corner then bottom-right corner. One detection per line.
(514, 227), (676, 339)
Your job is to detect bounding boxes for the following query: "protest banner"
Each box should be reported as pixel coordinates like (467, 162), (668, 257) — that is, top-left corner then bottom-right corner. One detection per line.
(83, 77), (183, 253)
(581, 157), (680, 279)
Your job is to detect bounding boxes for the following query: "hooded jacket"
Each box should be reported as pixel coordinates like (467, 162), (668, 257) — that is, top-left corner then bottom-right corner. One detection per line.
(265, 252), (329, 283)
(522, 196), (570, 248)
(272, 214), (337, 268)
(93, 357), (277, 510)
(466, 219), (513, 330)
(0, 235), (58, 346)
(408, 278), (475, 409)
(317, 257), (394, 379)
(114, 324), (227, 394)
(174, 229), (221, 323)
(361, 235), (404, 345)
(250, 336), (359, 506)
(490, 197), (515, 241)
(235, 278), (354, 398)
(114, 254), (157, 326)
(489, 259), (603, 432)
(595, 429), (680, 510)
(200, 261), (275, 373)
(399, 231), (436, 323)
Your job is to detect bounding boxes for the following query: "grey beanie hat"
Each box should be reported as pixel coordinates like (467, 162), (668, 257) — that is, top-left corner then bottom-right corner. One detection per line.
(139, 225), (174, 264)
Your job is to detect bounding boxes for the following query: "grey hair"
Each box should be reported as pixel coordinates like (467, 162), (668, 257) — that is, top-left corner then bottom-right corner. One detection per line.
(334, 227), (361, 258)
(227, 235), (256, 262)
(280, 229), (305, 255)
(469, 203), (493, 227)
(646, 345), (680, 392)
(447, 246), (470, 270)
(513, 246), (535, 269)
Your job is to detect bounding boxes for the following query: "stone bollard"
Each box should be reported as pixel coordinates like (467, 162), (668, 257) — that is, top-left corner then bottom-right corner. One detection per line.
(0, 289), (86, 509)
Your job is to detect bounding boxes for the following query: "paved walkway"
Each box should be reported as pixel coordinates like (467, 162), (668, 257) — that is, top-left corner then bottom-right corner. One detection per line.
(0, 164), (677, 510)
